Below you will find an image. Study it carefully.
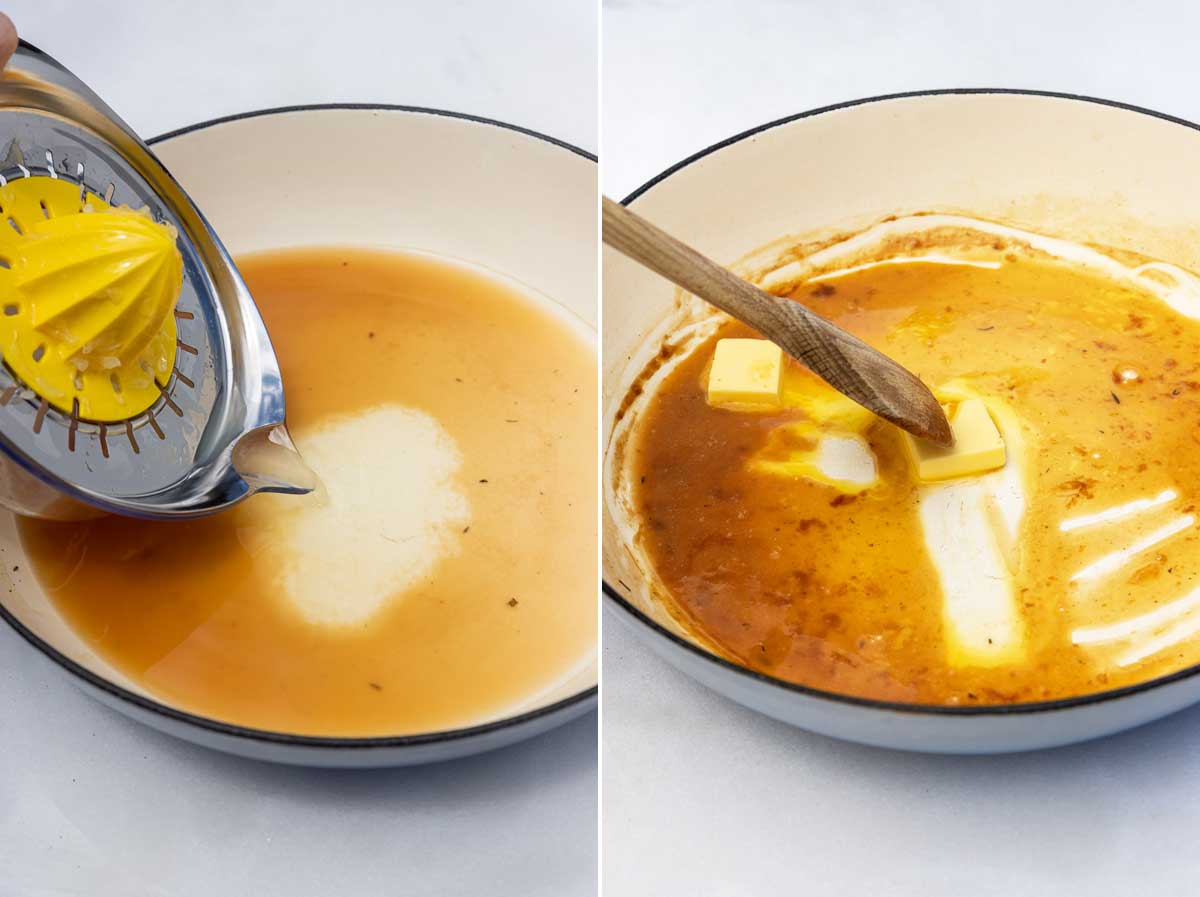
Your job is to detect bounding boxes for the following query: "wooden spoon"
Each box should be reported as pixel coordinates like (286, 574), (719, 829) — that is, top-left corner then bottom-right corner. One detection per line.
(603, 197), (953, 446)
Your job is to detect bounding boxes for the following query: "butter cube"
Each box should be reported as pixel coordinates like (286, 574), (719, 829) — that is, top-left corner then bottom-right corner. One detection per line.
(903, 398), (1005, 482)
(707, 339), (783, 408)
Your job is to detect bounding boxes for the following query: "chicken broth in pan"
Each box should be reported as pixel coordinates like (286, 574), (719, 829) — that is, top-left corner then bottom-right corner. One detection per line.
(20, 248), (597, 735)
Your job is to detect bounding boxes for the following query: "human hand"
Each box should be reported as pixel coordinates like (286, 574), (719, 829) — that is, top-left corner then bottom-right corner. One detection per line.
(0, 13), (16, 69)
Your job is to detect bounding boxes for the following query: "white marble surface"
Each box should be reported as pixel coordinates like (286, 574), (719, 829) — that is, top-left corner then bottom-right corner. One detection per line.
(602, 1), (1200, 894)
(0, 2), (596, 895)
(603, 0), (1200, 195)
(17, 0), (597, 153)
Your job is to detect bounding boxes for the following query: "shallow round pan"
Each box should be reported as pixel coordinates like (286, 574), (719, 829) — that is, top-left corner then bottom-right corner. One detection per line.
(603, 90), (1200, 754)
(1, 105), (597, 767)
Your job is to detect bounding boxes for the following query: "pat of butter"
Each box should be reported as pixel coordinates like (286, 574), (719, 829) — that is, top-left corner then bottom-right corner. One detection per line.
(903, 398), (1006, 482)
(707, 338), (783, 408)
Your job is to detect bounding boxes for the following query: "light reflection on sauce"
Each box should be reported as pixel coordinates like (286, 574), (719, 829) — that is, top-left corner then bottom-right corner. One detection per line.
(632, 241), (1200, 704)
(18, 248), (597, 736)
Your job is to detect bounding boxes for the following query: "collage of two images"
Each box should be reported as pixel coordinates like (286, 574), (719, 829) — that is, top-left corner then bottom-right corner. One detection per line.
(5, 1), (1200, 894)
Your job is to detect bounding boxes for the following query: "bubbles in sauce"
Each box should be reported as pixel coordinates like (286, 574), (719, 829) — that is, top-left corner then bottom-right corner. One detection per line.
(241, 403), (472, 628)
(19, 248), (597, 736)
(629, 228), (1200, 705)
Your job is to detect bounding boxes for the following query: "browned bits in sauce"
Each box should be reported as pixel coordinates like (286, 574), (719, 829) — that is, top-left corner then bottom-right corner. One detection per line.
(633, 253), (1200, 705)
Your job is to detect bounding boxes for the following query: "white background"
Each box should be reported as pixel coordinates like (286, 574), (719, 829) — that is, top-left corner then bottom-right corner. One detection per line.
(0, 2), (597, 896)
(603, 1), (1200, 895)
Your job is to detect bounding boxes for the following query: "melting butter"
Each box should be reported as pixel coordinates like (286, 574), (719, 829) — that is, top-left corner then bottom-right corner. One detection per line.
(749, 365), (880, 492)
(624, 214), (1200, 702)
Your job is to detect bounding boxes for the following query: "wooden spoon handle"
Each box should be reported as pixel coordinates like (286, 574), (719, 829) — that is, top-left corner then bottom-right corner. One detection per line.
(602, 197), (952, 446)
(603, 197), (825, 345)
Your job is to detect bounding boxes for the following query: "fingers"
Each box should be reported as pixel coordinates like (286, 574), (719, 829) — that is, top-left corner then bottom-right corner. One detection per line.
(0, 13), (16, 70)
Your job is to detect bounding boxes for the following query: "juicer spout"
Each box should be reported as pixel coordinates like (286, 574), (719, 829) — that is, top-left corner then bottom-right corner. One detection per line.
(231, 423), (318, 497)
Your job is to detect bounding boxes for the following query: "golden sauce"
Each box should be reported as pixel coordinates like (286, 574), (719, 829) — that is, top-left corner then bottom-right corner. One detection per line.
(20, 248), (597, 736)
(632, 250), (1200, 704)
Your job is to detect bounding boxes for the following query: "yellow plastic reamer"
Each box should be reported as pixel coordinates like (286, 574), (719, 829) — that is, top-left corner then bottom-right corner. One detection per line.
(0, 177), (181, 421)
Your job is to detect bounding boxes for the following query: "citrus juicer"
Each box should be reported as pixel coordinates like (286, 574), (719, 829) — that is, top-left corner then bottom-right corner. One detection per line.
(0, 40), (311, 520)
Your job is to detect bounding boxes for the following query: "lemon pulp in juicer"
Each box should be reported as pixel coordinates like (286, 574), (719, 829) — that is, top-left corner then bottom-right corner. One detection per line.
(19, 248), (597, 736)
